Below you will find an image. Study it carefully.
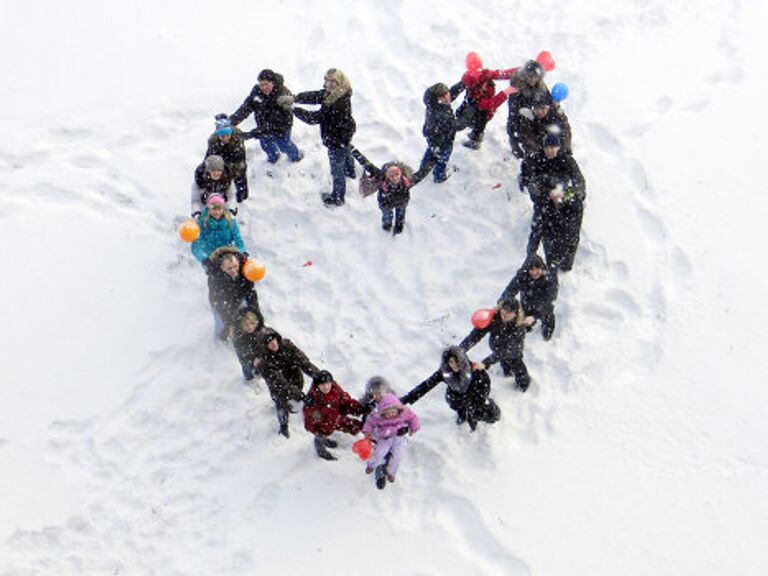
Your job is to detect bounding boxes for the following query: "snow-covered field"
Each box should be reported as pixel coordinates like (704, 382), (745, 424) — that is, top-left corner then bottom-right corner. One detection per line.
(1, 1), (767, 574)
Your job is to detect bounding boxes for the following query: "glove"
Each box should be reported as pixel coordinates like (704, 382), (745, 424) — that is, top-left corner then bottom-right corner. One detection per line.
(396, 426), (409, 437)
(242, 251), (249, 258)
(229, 207), (238, 216)
(191, 210), (201, 218)
(276, 95), (295, 110)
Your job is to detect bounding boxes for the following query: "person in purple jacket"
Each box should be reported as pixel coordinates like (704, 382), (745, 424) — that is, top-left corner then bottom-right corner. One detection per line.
(362, 393), (420, 489)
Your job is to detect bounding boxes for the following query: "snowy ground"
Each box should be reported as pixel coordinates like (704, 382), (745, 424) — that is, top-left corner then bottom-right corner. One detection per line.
(1, 1), (767, 575)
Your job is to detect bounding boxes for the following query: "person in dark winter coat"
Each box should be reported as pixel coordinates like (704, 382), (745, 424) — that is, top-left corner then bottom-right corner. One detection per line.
(508, 90), (572, 159)
(499, 254), (559, 340)
(205, 246), (263, 341)
(419, 81), (465, 183)
(190, 194), (246, 264)
(281, 68), (356, 207)
(233, 310), (268, 382)
(303, 370), (364, 460)
(359, 376), (394, 419)
(205, 114), (250, 202)
(506, 60), (551, 158)
(258, 328), (319, 438)
(350, 147), (432, 235)
(229, 69), (303, 165)
(456, 52), (518, 149)
(519, 133), (586, 207)
(192, 154), (235, 216)
(459, 298), (534, 392)
(400, 346), (500, 431)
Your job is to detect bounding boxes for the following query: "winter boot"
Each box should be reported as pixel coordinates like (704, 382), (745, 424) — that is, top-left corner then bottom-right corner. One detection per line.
(375, 465), (387, 489)
(392, 222), (404, 235)
(314, 436), (337, 461)
(324, 438), (338, 449)
(279, 423), (290, 438)
(541, 314), (556, 341)
(481, 399), (501, 424)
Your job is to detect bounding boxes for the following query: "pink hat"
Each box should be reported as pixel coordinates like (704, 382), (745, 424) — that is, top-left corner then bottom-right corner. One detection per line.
(206, 194), (225, 207)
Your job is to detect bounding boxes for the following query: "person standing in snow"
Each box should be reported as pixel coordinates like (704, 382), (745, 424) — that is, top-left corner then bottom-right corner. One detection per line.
(350, 147), (432, 235)
(459, 297), (534, 392)
(278, 68), (357, 207)
(456, 52), (518, 150)
(419, 81), (465, 183)
(192, 154), (235, 216)
(205, 114), (250, 202)
(303, 370), (364, 460)
(233, 310), (268, 382)
(229, 69), (303, 165)
(508, 89), (572, 159)
(519, 133), (585, 208)
(359, 376), (394, 420)
(361, 393), (420, 489)
(205, 246), (263, 342)
(401, 346), (501, 431)
(499, 254), (559, 341)
(190, 194), (246, 265)
(257, 328), (319, 439)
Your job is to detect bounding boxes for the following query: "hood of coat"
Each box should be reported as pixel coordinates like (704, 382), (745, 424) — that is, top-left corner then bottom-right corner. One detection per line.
(323, 68), (352, 105)
(261, 327), (283, 349)
(423, 83), (450, 107)
(208, 245), (241, 264)
(440, 346), (473, 394)
(376, 393), (404, 412)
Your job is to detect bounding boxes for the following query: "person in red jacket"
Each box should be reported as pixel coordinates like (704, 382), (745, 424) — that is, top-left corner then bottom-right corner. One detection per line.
(456, 52), (518, 150)
(303, 370), (364, 460)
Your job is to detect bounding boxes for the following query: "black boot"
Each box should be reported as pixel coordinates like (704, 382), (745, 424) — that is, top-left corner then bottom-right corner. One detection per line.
(279, 423), (290, 438)
(375, 465), (387, 489)
(314, 436), (337, 460)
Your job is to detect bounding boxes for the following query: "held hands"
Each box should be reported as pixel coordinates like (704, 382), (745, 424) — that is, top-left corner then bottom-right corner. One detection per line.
(502, 85), (519, 96)
(276, 95), (295, 110)
(472, 361), (486, 371)
(523, 316), (536, 327)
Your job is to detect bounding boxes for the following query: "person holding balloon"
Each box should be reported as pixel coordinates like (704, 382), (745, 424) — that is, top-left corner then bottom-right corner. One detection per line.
(190, 194), (246, 265)
(509, 88), (573, 158)
(519, 133), (586, 208)
(205, 246), (265, 341)
(506, 58), (555, 158)
(459, 297), (534, 392)
(361, 393), (420, 489)
(498, 254), (559, 341)
(400, 346), (500, 430)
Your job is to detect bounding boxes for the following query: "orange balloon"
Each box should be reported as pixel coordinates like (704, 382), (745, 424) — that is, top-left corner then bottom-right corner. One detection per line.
(242, 258), (266, 282)
(179, 219), (200, 243)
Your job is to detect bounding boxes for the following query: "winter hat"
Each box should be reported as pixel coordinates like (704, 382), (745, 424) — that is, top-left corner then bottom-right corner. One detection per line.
(263, 328), (282, 345)
(377, 393), (403, 412)
(365, 376), (391, 396)
(522, 60), (545, 80)
(257, 69), (279, 83)
(527, 254), (546, 270)
(214, 114), (233, 137)
(206, 193), (226, 207)
(313, 370), (334, 385)
(543, 133), (561, 148)
(204, 155), (225, 172)
(499, 297), (520, 313)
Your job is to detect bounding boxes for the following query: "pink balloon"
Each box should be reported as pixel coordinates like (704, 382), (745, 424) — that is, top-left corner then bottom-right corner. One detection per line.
(536, 50), (556, 72)
(471, 308), (497, 330)
(466, 51), (483, 72)
(352, 437), (372, 460)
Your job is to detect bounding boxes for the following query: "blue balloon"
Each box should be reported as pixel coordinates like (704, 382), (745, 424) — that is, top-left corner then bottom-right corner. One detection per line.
(551, 83), (569, 103)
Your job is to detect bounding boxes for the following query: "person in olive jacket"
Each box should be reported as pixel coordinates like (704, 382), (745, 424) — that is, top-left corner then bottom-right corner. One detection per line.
(257, 328), (319, 439)
(400, 346), (500, 431)
(350, 147), (432, 235)
(229, 69), (303, 165)
(419, 81), (465, 183)
(205, 246), (263, 341)
(303, 370), (364, 460)
(233, 310), (268, 382)
(459, 297), (534, 392)
(499, 254), (559, 340)
(280, 68), (357, 207)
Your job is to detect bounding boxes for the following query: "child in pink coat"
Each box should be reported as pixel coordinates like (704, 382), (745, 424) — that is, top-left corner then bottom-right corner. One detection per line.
(362, 393), (420, 489)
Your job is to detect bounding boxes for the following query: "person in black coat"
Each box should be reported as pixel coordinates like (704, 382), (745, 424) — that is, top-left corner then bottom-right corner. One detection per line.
(280, 68), (357, 207)
(350, 147), (432, 235)
(418, 81), (465, 183)
(192, 154), (235, 216)
(460, 297), (534, 392)
(519, 133), (585, 207)
(233, 310), (268, 381)
(257, 328), (319, 438)
(400, 346), (500, 431)
(499, 254), (559, 340)
(229, 69), (303, 164)
(205, 114), (249, 202)
(508, 90), (572, 159)
(205, 246), (263, 341)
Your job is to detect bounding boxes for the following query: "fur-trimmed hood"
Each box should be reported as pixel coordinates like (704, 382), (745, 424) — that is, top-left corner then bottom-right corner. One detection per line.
(440, 346), (473, 394)
(323, 68), (352, 105)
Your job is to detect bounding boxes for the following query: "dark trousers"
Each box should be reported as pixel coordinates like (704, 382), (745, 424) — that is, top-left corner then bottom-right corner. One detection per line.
(500, 357), (530, 390)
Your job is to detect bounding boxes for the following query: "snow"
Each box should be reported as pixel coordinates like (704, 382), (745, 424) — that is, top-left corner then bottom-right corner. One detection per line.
(2, 0), (767, 574)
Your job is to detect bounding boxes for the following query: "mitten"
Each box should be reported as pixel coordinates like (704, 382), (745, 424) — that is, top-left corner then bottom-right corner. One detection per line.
(276, 95), (295, 110)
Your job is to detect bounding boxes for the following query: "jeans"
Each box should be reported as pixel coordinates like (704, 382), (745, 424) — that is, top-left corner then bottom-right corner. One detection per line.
(260, 133), (302, 163)
(420, 145), (453, 182)
(327, 145), (355, 201)
(381, 206), (406, 229)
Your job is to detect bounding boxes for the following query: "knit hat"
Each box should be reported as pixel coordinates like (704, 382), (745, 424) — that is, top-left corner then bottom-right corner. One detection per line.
(543, 133), (561, 148)
(527, 254), (546, 270)
(204, 155), (225, 172)
(214, 114), (232, 137)
(313, 370), (334, 385)
(499, 297), (520, 313)
(377, 393), (403, 412)
(206, 193), (226, 207)
(257, 69), (279, 83)
(522, 60), (544, 80)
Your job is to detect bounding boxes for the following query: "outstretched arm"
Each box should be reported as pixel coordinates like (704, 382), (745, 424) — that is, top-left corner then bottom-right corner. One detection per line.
(350, 146), (382, 178)
(400, 370), (443, 405)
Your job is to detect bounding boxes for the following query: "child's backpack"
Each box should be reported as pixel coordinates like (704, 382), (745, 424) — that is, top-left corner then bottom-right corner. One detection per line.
(359, 173), (379, 198)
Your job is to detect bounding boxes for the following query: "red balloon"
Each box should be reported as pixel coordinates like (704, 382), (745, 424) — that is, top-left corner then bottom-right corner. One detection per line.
(466, 51), (483, 72)
(352, 437), (372, 461)
(536, 50), (556, 72)
(471, 308), (496, 329)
